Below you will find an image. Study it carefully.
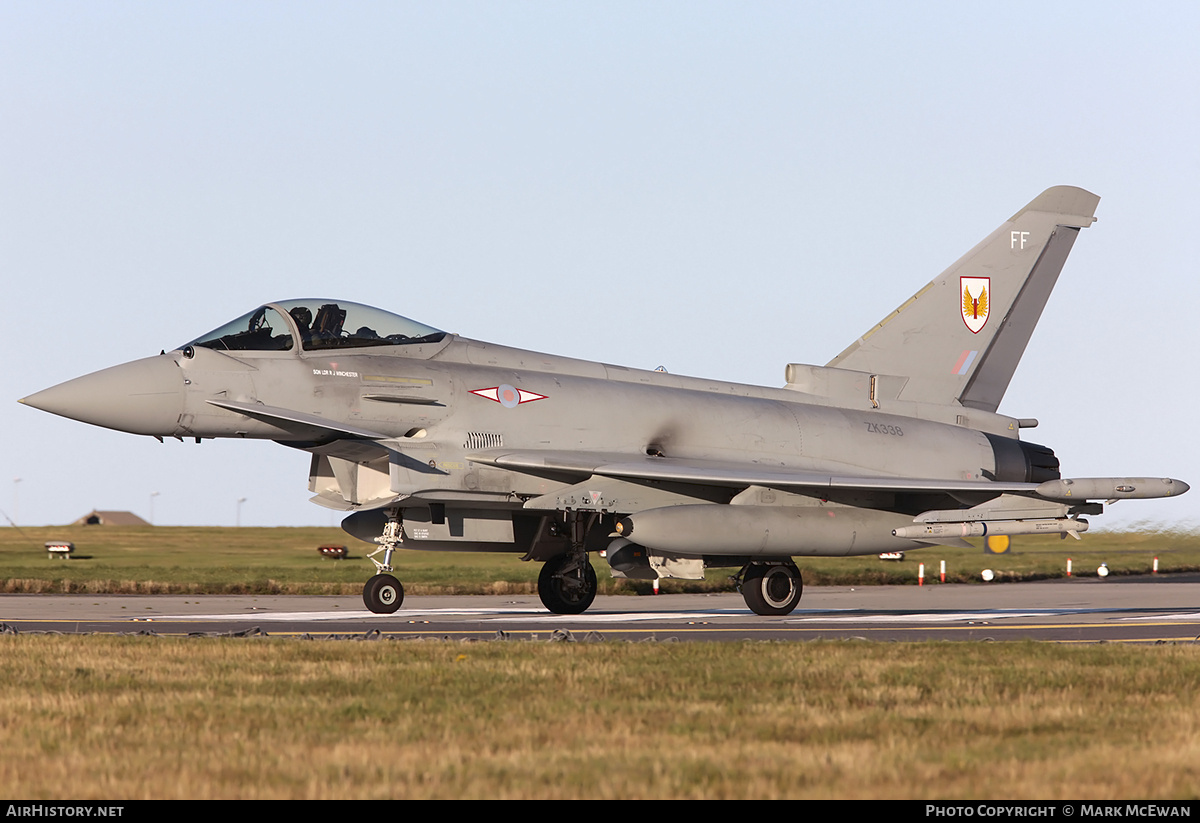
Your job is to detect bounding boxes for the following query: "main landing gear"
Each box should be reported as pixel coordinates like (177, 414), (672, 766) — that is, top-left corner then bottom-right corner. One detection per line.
(738, 561), (803, 616)
(538, 551), (598, 615)
(535, 512), (600, 615)
(363, 508), (405, 614)
(359, 509), (603, 616)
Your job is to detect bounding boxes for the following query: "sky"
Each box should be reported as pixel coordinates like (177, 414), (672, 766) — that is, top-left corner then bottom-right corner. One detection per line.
(3, 2), (1199, 531)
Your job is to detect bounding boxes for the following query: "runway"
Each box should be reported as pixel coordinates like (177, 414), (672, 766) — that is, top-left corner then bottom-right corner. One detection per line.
(3, 575), (1199, 642)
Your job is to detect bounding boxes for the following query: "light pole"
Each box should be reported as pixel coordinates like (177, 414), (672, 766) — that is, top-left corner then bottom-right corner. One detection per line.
(12, 478), (20, 527)
(236, 497), (247, 527)
(149, 491), (160, 525)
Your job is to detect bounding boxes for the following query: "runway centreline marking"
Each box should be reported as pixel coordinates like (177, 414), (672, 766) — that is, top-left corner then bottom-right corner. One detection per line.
(788, 609), (1141, 624)
(1121, 611), (1200, 622)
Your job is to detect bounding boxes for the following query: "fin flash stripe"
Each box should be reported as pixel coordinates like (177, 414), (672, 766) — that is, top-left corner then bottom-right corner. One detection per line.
(953, 350), (978, 375)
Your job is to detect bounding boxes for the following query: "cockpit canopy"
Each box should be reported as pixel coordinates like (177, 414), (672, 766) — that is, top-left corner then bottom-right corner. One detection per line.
(185, 300), (447, 353)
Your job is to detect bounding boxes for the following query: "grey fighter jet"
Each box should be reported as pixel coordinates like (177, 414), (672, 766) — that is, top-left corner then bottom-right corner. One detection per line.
(20, 186), (1188, 616)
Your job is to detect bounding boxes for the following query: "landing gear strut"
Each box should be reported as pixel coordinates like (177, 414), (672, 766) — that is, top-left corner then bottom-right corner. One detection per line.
(739, 562), (803, 616)
(536, 512), (600, 614)
(364, 508), (406, 614)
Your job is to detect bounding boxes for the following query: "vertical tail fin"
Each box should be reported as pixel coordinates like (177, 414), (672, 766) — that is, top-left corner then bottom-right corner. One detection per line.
(826, 186), (1099, 412)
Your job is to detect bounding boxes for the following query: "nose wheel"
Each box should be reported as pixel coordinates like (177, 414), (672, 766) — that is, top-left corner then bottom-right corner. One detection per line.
(363, 573), (404, 614)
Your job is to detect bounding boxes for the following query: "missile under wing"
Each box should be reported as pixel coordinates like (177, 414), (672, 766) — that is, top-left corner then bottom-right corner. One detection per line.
(19, 187), (1188, 616)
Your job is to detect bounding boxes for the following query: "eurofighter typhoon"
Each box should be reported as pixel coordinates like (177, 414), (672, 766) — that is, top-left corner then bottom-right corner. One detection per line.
(20, 187), (1187, 615)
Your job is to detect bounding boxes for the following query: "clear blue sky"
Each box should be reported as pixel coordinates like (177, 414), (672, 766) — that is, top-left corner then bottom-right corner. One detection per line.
(4, 2), (1198, 530)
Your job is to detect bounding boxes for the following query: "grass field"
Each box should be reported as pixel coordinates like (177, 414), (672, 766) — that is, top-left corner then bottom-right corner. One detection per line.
(1, 525), (1198, 595)
(0, 637), (1197, 799)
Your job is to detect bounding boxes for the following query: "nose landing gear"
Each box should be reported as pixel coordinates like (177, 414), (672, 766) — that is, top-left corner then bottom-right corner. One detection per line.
(363, 508), (406, 615)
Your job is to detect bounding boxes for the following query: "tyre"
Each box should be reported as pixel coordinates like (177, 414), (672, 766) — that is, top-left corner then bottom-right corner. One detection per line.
(741, 563), (802, 616)
(363, 573), (404, 614)
(538, 555), (598, 615)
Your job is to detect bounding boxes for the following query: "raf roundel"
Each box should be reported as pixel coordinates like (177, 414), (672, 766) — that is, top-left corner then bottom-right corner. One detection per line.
(470, 384), (547, 408)
(498, 384), (520, 408)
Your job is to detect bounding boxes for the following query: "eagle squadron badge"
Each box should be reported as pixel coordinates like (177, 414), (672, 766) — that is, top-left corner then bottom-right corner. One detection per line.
(960, 276), (990, 334)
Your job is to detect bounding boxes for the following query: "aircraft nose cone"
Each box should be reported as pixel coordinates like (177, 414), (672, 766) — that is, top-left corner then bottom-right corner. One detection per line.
(19, 355), (184, 436)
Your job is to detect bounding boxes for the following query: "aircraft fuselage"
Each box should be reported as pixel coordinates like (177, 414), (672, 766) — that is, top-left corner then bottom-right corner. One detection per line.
(21, 187), (1189, 616)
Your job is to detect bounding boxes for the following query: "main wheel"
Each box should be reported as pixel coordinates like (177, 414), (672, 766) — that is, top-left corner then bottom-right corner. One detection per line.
(538, 555), (598, 615)
(741, 563), (803, 616)
(363, 573), (404, 614)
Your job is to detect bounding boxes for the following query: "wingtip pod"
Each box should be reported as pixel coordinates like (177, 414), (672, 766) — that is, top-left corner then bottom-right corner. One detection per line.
(1010, 186), (1100, 228)
(1035, 477), (1190, 502)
